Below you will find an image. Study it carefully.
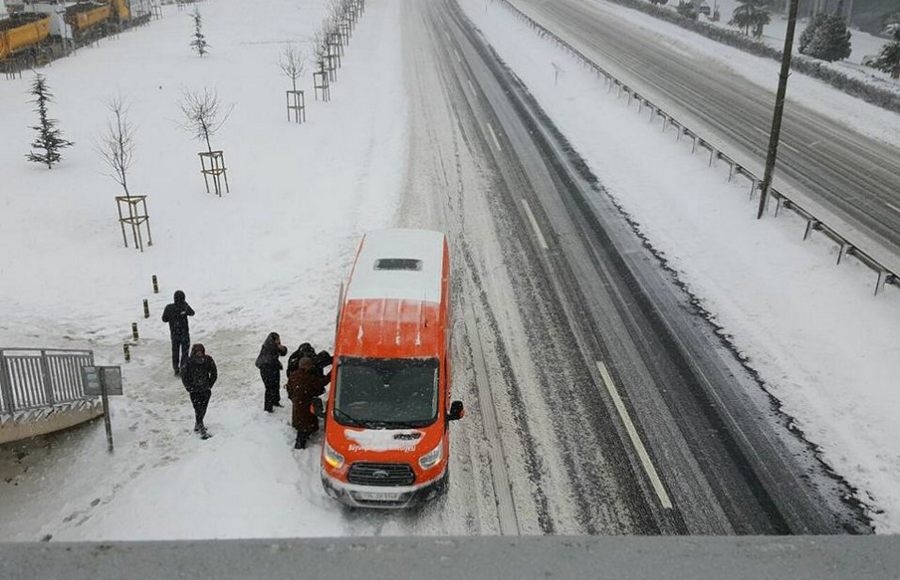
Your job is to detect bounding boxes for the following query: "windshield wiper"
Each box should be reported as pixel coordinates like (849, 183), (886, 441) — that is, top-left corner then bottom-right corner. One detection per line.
(332, 406), (365, 427)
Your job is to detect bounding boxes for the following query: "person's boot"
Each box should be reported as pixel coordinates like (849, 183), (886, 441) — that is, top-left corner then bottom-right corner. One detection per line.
(199, 424), (211, 440)
(294, 432), (307, 450)
(194, 422), (201, 433)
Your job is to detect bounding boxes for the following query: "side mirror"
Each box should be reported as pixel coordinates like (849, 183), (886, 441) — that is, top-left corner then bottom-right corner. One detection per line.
(448, 400), (465, 421)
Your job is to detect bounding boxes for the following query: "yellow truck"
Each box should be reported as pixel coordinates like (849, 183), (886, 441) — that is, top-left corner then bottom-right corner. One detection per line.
(64, 3), (112, 34)
(0, 13), (51, 61)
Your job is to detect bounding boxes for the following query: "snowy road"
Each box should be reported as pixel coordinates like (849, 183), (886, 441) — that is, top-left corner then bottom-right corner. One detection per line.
(508, 0), (900, 266)
(0, 0), (877, 539)
(397, 0), (867, 534)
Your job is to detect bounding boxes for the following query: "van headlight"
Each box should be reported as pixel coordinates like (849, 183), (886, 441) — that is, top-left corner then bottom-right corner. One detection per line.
(324, 441), (345, 469)
(418, 440), (443, 470)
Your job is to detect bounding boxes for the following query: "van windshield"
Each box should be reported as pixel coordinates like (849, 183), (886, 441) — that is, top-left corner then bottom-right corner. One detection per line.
(333, 357), (439, 428)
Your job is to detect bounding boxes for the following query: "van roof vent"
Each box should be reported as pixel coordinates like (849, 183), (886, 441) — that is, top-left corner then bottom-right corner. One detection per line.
(374, 258), (422, 271)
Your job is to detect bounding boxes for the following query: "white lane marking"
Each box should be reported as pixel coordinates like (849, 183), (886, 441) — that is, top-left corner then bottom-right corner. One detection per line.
(467, 78), (477, 99)
(520, 198), (549, 251)
(486, 121), (502, 152)
(596, 361), (674, 510)
(885, 201), (900, 214)
(454, 48), (461, 63)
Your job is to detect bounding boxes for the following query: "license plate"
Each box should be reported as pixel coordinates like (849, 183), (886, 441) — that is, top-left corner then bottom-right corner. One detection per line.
(355, 491), (402, 502)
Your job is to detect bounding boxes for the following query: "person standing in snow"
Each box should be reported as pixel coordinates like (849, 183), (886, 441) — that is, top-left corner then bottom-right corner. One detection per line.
(286, 342), (316, 378)
(161, 290), (195, 376)
(255, 332), (287, 412)
(180, 343), (217, 439)
(287, 343), (332, 378)
(286, 357), (331, 449)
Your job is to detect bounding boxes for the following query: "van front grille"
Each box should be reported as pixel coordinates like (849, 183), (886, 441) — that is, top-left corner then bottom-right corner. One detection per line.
(347, 462), (415, 486)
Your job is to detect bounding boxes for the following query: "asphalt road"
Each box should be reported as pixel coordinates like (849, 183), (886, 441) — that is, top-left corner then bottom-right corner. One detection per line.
(399, 0), (869, 534)
(510, 0), (900, 266)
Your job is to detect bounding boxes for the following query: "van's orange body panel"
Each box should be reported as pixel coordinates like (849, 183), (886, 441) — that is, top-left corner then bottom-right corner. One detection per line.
(321, 230), (452, 507)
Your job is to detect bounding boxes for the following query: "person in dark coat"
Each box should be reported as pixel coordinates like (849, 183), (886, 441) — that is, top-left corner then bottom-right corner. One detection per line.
(180, 343), (217, 439)
(286, 357), (331, 449)
(161, 290), (195, 376)
(255, 332), (287, 412)
(286, 342), (316, 378)
(286, 343), (332, 376)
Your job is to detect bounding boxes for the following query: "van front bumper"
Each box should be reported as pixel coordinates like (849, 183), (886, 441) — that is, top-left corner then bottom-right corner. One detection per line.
(321, 469), (448, 509)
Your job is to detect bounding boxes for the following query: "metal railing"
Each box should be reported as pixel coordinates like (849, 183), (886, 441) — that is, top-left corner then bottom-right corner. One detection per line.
(494, 0), (899, 296)
(0, 348), (95, 415)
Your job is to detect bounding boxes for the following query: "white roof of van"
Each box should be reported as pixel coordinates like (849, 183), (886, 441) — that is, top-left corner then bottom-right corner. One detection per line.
(345, 229), (445, 303)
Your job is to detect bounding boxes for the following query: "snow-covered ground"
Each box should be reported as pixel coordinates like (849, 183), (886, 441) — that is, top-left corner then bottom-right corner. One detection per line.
(462, 0), (900, 532)
(657, 0), (900, 94)
(0, 0), (410, 540)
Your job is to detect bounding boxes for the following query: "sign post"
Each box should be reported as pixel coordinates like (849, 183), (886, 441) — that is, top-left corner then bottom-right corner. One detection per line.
(81, 366), (123, 453)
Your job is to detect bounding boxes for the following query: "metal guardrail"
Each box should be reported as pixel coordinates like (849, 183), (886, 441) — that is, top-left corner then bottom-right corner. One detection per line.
(0, 348), (95, 415)
(493, 0), (899, 296)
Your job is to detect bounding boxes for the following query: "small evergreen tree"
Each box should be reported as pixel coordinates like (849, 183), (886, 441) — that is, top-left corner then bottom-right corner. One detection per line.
(190, 8), (208, 57)
(864, 25), (900, 79)
(676, 1), (699, 20)
(799, 13), (827, 54)
(800, 3), (852, 62)
(26, 73), (73, 169)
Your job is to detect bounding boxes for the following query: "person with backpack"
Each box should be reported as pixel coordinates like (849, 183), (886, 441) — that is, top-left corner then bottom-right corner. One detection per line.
(161, 290), (195, 376)
(180, 343), (217, 439)
(255, 332), (287, 412)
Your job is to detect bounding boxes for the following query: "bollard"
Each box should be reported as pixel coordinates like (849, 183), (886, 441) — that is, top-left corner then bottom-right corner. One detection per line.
(123, 343), (131, 362)
(132, 322), (139, 341)
(143, 299), (150, 319)
(152, 275), (159, 294)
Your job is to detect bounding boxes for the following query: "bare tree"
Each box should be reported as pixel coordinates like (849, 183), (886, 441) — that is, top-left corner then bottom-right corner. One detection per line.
(97, 96), (136, 198)
(278, 44), (306, 91)
(311, 30), (328, 67)
(179, 88), (231, 154)
(326, 0), (344, 29)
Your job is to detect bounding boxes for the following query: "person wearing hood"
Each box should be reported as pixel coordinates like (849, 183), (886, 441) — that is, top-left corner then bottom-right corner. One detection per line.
(161, 290), (195, 376)
(286, 357), (331, 449)
(287, 343), (333, 378)
(180, 343), (217, 439)
(255, 331), (287, 412)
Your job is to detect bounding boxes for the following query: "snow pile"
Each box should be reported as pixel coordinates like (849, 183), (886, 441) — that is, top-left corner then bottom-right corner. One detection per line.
(462, 0), (900, 532)
(0, 0), (408, 540)
(345, 428), (424, 452)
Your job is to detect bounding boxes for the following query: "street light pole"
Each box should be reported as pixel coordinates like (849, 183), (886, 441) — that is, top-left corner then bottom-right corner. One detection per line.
(757, 0), (801, 219)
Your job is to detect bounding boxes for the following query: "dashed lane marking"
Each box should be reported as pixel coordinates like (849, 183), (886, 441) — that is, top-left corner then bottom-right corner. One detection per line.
(486, 121), (502, 152)
(596, 361), (674, 510)
(520, 198), (550, 251)
(885, 201), (900, 214)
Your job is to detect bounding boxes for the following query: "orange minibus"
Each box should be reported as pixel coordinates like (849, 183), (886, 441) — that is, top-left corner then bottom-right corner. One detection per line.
(320, 229), (464, 507)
